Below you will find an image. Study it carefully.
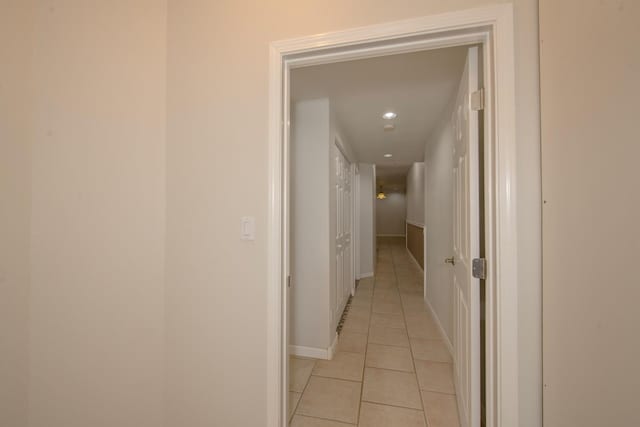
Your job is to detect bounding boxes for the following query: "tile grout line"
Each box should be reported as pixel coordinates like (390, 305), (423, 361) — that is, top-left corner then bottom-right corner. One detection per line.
(309, 373), (363, 384)
(355, 256), (376, 426)
(360, 398), (426, 412)
(292, 413), (356, 426)
(360, 365), (415, 375)
(292, 238), (452, 426)
(299, 279), (371, 423)
(392, 240), (432, 427)
(291, 356), (317, 422)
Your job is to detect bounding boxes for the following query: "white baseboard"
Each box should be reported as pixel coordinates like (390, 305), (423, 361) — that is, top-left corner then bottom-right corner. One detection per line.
(289, 345), (329, 360)
(358, 271), (374, 279)
(424, 298), (454, 356)
(405, 220), (425, 228)
(328, 333), (338, 360)
(289, 333), (338, 360)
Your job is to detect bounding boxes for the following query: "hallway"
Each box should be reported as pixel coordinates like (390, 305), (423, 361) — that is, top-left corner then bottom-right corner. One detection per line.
(289, 237), (460, 427)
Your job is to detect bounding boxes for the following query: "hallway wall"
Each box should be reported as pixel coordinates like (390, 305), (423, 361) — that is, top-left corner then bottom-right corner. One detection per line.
(540, 1), (640, 425)
(424, 108), (455, 343)
(0, 1), (541, 427)
(358, 164), (376, 277)
(406, 162), (425, 226)
(28, 3), (167, 426)
(290, 99), (332, 351)
(0, 2), (33, 426)
(376, 192), (407, 236)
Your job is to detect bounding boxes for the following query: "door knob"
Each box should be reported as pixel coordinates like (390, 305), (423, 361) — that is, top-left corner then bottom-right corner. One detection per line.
(445, 257), (456, 265)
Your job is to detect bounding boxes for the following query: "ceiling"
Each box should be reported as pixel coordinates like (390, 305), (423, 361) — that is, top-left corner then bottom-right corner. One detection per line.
(291, 46), (468, 185)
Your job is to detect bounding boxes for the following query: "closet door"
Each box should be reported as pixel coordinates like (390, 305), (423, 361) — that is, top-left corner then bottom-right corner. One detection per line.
(335, 145), (352, 320)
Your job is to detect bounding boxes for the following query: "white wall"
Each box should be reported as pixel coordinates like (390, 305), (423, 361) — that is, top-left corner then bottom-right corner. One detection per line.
(541, 1), (639, 426)
(289, 98), (356, 352)
(424, 113), (455, 342)
(29, 3), (167, 427)
(358, 164), (376, 277)
(0, 2), (33, 426)
(376, 192), (407, 236)
(406, 162), (425, 226)
(290, 99), (332, 351)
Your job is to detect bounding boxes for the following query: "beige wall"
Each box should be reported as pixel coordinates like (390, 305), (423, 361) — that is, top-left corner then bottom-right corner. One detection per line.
(406, 162), (425, 226)
(541, 1), (640, 426)
(376, 192), (407, 236)
(358, 164), (376, 277)
(0, 1), (541, 426)
(166, 1), (541, 426)
(0, 2), (33, 426)
(28, 2), (167, 426)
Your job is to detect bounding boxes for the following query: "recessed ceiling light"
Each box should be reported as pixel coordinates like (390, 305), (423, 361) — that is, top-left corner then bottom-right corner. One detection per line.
(384, 154), (393, 158)
(383, 112), (397, 120)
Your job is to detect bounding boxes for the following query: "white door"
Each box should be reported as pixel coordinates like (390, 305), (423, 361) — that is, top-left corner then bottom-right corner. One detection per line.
(344, 163), (353, 300)
(351, 164), (359, 296)
(452, 46), (481, 427)
(335, 145), (353, 319)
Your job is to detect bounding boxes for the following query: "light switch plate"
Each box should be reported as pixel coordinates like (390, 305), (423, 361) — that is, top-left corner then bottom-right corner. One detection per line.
(240, 216), (255, 241)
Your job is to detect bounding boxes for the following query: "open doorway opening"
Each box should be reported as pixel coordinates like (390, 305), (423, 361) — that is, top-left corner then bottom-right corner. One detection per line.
(288, 45), (484, 427)
(266, 7), (519, 427)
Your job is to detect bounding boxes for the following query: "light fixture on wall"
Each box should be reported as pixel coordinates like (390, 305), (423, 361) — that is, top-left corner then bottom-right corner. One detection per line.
(376, 185), (387, 200)
(383, 153), (392, 158)
(382, 111), (397, 120)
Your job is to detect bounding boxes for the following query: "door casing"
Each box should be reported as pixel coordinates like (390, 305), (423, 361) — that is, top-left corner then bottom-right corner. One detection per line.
(266, 4), (518, 427)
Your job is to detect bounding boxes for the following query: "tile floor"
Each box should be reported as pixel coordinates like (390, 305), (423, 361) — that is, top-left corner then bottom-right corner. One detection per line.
(289, 237), (461, 427)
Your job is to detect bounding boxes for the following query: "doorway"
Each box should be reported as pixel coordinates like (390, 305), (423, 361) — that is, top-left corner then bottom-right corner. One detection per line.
(267, 5), (518, 427)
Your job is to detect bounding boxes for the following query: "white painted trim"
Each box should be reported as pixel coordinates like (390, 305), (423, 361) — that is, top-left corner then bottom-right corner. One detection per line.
(350, 163), (357, 297)
(268, 5), (518, 427)
(354, 165), (361, 282)
(358, 271), (375, 279)
(425, 297), (454, 356)
(328, 333), (339, 360)
(289, 345), (327, 360)
(406, 222), (408, 250)
(289, 335), (338, 360)
(267, 43), (285, 427)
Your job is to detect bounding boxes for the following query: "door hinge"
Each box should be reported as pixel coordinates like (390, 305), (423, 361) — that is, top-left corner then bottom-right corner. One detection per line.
(472, 258), (487, 280)
(470, 88), (484, 111)
(287, 275), (292, 288)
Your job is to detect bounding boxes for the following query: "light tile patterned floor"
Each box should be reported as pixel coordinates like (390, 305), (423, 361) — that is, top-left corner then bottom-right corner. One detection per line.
(289, 237), (461, 427)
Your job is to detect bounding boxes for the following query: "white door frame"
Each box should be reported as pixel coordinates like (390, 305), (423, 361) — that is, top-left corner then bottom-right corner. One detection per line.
(266, 4), (518, 427)
(351, 162), (358, 294)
